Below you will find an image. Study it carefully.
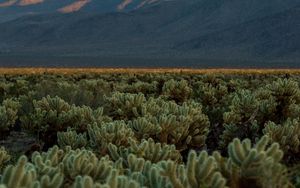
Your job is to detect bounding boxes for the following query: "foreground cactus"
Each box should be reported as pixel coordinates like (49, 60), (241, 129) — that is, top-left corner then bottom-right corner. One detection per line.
(186, 151), (227, 188)
(263, 119), (300, 162)
(108, 138), (182, 163)
(0, 156), (37, 188)
(227, 136), (290, 188)
(0, 147), (10, 172)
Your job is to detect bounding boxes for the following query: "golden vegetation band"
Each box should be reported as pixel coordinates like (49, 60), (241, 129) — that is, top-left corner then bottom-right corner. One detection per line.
(0, 68), (300, 75)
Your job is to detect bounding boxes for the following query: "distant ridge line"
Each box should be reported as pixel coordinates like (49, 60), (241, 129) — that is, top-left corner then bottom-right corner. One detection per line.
(1, 68), (300, 75)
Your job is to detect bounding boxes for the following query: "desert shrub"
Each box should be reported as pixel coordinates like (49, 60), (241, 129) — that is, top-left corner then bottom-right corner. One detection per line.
(194, 81), (229, 124)
(162, 79), (192, 103)
(21, 96), (110, 148)
(265, 78), (300, 123)
(108, 138), (182, 164)
(104, 92), (146, 120)
(220, 90), (260, 150)
(0, 147), (10, 172)
(115, 81), (159, 97)
(88, 121), (135, 155)
(57, 128), (88, 150)
(263, 118), (300, 163)
(214, 136), (291, 188)
(0, 99), (20, 133)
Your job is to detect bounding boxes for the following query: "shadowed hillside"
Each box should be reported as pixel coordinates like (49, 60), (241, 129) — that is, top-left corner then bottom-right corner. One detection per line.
(0, 0), (299, 66)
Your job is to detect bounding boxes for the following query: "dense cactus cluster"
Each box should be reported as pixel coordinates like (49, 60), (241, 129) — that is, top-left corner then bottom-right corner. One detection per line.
(0, 73), (300, 187)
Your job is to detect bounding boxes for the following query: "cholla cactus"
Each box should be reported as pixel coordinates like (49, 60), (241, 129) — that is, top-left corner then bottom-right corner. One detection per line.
(1, 155), (63, 188)
(0, 147), (10, 172)
(145, 151), (227, 188)
(103, 170), (140, 188)
(127, 117), (162, 139)
(140, 99), (210, 151)
(162, 79), (192, 103)
(0, 156), (37, 188)
(128, 138), (181, 163)
(194, 81), (228, 124)
(220, 90), (260, 150)
(227, 136), (290, 188)
(30, 146), (115, 187)
(0, 82), (13, 101)
(266, 78), (300, 122)
(186, 151), (227, 188)
(22, 96), (109, 148)
(61, 148), (113, 184)
(33, 173), (64, 188)
(263, 119), (300, 157)
(25, 96), (109, 133)
(88, 121), (135, 155)
(108, 138), (181, 163)
(254, 88), (278, 125)
(0, 99), (20, 132)
(57, 129), (88, 149)
(124, 154), (171, 188)
(223, 90), (259, 125)
(219, 121), (260, 151)
(105, 93), (209, 151)
(116, 81), (159, 97)
(22, 95), (72, 133)
(72, 171), (140, 188)
(105, 92), (146, 120)
(69, 106), (111, 132)
(72, 176), (102, 188)
(31, 146), (64, 178)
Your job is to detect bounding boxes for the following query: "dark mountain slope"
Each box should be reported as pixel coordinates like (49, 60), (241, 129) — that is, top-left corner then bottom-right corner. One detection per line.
(0, 0), (167, 22)
(0, 0), (299, 65)
(175, 5), (300, 60)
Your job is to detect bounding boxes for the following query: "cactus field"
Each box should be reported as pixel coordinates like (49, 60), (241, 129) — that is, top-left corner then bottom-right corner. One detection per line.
(0, 69), (300, 188)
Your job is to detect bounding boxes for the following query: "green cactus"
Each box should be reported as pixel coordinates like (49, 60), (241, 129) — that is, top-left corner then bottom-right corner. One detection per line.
(263, 119), (300, 160)
(220, 90), (261, 150)
(162, 79), (192, 103)
(116, 81), (158, 97)
(61, 148), (113, 184)
(186, 151), (227, 188)
(219, 121), (260, 151)
(32, 173), (64, 188)
(0, 147), (10, 172)
(26, 96), (109, 132)
(105, 92), (146, 120)
(194, 81), (229, 124)
(140, 99), (210, 151)
(266, 78), (300, 122)
(31, 146), (64, 178)
(254, 88), (277, 124)
(22, 96), (110, 148)
(108, 138), (181, 163)
(57, 128), (88, 149)
(127, 117), (162, 139)
(223, 90), (259, 125)
(88, 121), (135, 155)
(227, 136), (290, 188)
(0, 156), (37, 188)
(105, 169), (140, 188)
(0, 99), (20, 133)
(72, 176), (102, 188)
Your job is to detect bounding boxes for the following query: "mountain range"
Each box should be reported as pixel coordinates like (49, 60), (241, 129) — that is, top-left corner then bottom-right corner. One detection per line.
(0, 0), (299, 67)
